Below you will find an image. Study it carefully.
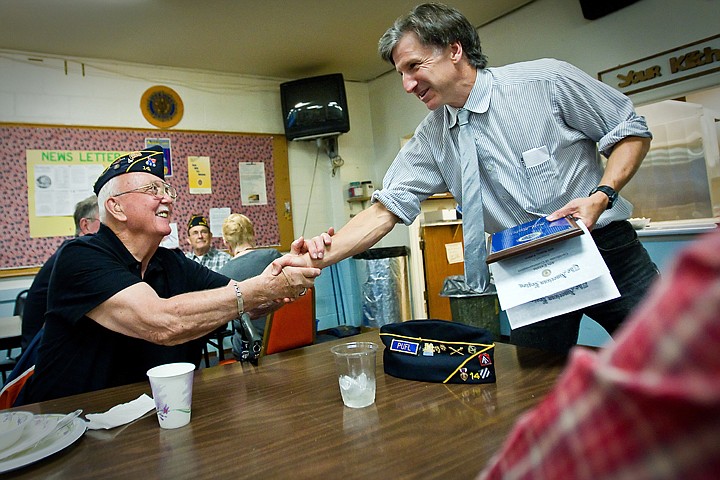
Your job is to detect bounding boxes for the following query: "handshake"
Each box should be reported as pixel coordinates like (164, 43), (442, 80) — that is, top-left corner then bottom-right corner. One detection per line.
(267, 227), (336, 300)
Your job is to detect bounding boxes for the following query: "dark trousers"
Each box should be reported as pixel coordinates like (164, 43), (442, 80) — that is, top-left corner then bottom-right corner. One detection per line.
(509, 220), (660, 355)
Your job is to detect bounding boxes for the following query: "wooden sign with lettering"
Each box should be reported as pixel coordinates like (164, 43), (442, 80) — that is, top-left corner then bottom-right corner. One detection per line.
(598, 34), (720, 96)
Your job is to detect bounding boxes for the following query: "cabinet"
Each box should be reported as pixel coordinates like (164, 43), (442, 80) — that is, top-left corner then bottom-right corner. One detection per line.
(421, 221), (465, 320)
(405, 193), (465, 320)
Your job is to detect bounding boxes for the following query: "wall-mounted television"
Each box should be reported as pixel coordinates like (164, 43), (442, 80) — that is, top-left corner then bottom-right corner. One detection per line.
(280, 73), (350, 141)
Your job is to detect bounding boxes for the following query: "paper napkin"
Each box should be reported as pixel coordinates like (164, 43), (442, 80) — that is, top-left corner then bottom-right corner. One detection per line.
(85, 393), (156, 430)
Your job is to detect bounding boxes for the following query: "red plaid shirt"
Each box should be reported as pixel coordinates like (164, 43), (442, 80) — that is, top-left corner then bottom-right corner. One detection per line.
(478, 229), (720, 480)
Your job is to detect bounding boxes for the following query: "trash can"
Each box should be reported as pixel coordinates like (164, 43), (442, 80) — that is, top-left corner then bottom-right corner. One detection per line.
(440, 275), (500, 341)
(352, 246), (411, 327)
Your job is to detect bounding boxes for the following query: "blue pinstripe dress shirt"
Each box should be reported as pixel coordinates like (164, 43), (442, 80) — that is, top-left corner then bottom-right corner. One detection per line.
(373, 58), (651, 261)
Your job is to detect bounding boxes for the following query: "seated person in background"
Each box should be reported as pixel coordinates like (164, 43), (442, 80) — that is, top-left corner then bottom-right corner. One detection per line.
(185, 214), (231, 272)
(219, 213), (282, 360)
(23, 146), (318, 404)
(21, 195), (100, 349)
(477, 229), (720, 479)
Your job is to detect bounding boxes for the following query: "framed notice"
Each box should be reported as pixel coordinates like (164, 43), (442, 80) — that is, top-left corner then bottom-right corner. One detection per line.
(486, 216), (582, 264)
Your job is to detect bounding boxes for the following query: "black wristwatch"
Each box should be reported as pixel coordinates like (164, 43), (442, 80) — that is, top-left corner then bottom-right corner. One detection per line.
(589, 185), (618, 209)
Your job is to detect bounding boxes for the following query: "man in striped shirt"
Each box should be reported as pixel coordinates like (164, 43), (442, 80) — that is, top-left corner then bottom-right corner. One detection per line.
(185, 214), (231, 273)
(297, 3), (658, 354)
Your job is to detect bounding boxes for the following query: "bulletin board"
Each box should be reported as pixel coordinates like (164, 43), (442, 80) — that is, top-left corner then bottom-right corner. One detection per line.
(0, 123), (293, 277)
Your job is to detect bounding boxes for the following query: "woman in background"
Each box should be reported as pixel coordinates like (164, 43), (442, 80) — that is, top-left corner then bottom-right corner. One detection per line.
(219, 213), (282, 360)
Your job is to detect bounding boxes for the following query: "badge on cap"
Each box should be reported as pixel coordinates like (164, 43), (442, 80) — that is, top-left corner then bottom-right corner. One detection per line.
(389, 338), (419, 355)
(187, 214), (209, 231)
(93, 145), (165, 195)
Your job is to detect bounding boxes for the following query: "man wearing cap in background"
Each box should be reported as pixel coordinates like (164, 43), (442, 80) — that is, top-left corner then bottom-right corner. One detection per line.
(21, 195), (100, 350)
(185, 214), (231, 273)
(22, 145), (319, 404)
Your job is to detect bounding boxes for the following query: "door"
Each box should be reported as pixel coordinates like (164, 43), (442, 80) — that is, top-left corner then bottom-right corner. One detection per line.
(421, 222), (465, 320)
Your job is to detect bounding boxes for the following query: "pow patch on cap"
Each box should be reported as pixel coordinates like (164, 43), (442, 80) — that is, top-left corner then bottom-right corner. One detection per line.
(93, 145), (165, 195)
(187, 214), (209, 232)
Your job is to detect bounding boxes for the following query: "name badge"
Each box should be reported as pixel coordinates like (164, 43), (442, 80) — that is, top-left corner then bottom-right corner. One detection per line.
(389, 338), (419, 355)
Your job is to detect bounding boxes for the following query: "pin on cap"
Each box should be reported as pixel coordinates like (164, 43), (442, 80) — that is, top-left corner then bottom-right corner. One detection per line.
(93, 145), (165, 195)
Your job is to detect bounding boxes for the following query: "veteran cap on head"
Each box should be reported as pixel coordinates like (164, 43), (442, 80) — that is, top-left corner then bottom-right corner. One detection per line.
(187, 214), (210, 232)
(93, 145), (166, 195)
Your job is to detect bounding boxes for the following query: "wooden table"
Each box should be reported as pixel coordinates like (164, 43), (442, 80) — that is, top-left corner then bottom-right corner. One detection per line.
(5, 331), (566, 479)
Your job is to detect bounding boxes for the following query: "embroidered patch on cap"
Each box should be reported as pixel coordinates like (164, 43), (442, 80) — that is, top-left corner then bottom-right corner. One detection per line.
(389, 338), (419, 355)
(187, 214), (209, 231)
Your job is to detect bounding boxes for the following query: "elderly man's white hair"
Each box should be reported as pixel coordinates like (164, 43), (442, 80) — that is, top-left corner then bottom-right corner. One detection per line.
(97, 175), (123, 223)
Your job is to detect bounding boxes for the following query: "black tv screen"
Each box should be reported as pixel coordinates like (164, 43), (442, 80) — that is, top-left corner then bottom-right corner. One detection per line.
(280, 73), (350, 141)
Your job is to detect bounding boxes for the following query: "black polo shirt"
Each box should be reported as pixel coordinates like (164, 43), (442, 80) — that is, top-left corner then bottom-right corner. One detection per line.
(25, 224), (230, 403)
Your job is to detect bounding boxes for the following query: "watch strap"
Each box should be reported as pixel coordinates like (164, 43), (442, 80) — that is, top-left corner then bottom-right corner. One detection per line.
(589, 185), (618, 209)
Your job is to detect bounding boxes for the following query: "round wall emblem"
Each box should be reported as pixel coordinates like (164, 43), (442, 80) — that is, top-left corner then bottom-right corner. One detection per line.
(140, 85), (184, 129)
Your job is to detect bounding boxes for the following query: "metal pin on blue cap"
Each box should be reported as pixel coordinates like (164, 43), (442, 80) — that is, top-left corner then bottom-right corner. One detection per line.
(93, 145), (165, 195)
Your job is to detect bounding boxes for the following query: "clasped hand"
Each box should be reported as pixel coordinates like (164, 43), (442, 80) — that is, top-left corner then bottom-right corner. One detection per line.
(267, 232), (334, 302)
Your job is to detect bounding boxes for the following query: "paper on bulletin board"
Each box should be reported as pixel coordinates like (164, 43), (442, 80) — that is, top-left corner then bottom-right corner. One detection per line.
(144, 138), (173, 178)
(238, 162), (267, 206)
(160, 223), (179, 249)
(188, 156), (212, 194)
(209, 207), (231, 238)
(26, 149), (121, 238)
(33, 164), (104, 217)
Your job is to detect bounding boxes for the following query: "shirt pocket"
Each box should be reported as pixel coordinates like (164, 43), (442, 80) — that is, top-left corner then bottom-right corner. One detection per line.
(516, 146), (560, 212)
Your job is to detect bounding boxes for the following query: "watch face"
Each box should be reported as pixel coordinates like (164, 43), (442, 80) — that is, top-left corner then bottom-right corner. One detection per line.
(141, 85), (184, 129)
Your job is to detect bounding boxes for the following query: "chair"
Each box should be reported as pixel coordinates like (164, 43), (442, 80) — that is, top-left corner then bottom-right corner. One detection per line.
(201, 323), (234, 368)
(1, 289), (28, 383)
(261, 287), (316, 357)
(0, 327), (42, 409)
(0, 365), (35, 410)
(13, 289), (28, 318)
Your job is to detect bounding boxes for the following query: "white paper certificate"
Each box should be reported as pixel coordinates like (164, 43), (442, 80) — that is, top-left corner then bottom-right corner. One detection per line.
(489, 221), (607, 310)
(504, 273), (620, 329)
(490, 220), (620, 329)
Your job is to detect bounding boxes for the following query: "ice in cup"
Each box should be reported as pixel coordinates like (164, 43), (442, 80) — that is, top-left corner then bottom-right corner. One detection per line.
(330, 342), (378, 408)
(146, 362), (195, 429)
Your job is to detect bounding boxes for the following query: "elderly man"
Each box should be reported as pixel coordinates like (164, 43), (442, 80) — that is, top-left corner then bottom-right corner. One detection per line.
(23, 146), (318, 403)
(21, 195), (100, 350)
(186, 214), (231, 272)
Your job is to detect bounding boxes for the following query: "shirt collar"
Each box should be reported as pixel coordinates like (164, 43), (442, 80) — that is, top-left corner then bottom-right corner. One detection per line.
(447, 68), (493, 128)
(95, 222), (163, 275)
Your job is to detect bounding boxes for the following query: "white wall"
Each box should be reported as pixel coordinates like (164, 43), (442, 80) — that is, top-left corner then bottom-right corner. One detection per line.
(2, 0), (719, 322)
(365, 0), (720, 243)
(476, 0), (720, 106)
(6, 0), (715, 254)
(365, 0), (720, 326)
(0, 52), (375, 246)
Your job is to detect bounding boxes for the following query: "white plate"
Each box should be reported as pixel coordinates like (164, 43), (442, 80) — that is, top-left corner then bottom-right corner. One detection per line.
(0, 411), (34, 451)
(0, 415), (87, 473)
(0, 415), (57, 461)
(628, 217), (650, 229)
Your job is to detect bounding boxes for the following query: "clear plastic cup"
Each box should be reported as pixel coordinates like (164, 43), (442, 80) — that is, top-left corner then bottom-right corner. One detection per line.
(330, 342), (378, 408)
